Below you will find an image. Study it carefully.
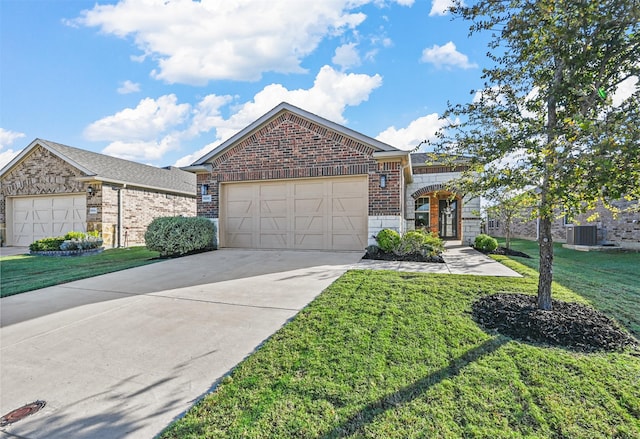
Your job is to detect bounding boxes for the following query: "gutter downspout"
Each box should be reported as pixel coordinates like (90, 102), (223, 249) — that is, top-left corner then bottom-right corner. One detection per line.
(116, 184), (126, 248)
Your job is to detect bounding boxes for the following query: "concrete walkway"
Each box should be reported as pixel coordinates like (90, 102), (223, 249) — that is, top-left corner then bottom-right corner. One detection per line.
(356, 241), (522, 277)
(0, 244), (520, 438)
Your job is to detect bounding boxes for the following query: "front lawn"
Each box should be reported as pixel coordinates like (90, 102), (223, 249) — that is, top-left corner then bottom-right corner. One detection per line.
(495, 239), (640, 338)
(160, 262), (640, 438)
(0, 247), (160, 297)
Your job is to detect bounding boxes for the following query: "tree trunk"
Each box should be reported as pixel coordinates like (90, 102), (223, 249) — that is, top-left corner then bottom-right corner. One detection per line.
(537, 215), (554, 310)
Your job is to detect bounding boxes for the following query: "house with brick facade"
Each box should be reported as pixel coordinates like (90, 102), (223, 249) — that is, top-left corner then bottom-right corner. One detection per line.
(487, 199), (640, 249)
(185, 102), (481, 250)
(0, 139), (196, 248)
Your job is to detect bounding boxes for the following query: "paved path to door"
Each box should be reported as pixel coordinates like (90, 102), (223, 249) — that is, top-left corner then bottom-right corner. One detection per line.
(1, 243), (520, 438)
(357, 241), (522, 277)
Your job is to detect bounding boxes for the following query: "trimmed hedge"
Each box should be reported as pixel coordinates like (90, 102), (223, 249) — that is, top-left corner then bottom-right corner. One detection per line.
(144, 216), (216, 257)
(474, 234), (499, 252)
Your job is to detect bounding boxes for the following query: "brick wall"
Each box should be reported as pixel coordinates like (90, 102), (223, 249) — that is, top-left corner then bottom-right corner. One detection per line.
(197, 111), (402, 218)
(487, 200), (640, 249)
(95, 184), (196, 248)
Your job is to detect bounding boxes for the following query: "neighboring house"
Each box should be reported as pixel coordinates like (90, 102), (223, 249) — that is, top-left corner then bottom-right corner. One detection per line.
(0, 139), (196, 248)
(487, 200), (640, 249)
(185, 102), (481, 251)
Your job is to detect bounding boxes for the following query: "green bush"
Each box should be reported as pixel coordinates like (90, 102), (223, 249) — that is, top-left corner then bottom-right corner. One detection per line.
(30, 231), (104, 252)
(421, 230), (446, 256)
(145, 216), (216, 257)
(375, 229), (401, 253)
(475, 234), (499, 252)
(64, 231), (87, 240)
(29, 237), (66, 252)
(396, 230), (445, 256)
(374, 229), (445, 256)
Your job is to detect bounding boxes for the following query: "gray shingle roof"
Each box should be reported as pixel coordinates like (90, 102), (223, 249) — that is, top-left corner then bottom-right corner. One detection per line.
(39, 139), (196, 195)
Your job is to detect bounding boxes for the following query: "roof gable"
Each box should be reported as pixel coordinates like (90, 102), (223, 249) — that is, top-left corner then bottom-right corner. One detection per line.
(193, 102), (400, 165)
(1, 139), (196, 196)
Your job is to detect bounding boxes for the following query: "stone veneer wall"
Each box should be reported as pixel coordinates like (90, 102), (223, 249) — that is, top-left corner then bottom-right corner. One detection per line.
(0, 145), (87, 244)
(404, 168), (481, 243)
(198, 111), (404, 236)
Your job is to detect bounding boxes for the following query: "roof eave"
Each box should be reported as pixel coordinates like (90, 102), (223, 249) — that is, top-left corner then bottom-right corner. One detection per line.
(0, 138), (95, 178)
(75, 176), (196, 197)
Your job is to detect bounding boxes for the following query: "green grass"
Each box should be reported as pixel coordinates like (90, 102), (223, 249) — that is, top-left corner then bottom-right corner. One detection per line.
(160, 263), (640, 438)
(496, 238), (640, 338)
(0, 246), (160, 297)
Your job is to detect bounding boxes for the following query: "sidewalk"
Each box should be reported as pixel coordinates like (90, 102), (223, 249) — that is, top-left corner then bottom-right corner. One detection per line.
(355, 241), (522, 277)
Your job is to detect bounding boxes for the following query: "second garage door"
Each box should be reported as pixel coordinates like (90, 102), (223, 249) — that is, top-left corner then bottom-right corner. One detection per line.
(221, 176), (368, 250)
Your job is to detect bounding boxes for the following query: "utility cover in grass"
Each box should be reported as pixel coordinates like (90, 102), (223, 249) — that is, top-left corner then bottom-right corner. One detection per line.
(473, 294), (638, 352)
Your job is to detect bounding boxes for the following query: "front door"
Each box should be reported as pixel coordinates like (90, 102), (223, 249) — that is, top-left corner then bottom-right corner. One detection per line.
(439, 199), (458, 239)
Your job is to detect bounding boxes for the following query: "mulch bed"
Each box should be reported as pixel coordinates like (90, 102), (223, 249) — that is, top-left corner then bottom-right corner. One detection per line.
(489, 246), (531, 258)
(362, 247), (445, 263)
(472, 293), (639, 353)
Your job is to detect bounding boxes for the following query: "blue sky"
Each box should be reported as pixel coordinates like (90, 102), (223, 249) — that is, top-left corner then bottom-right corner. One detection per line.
(0, 0), (493, 169)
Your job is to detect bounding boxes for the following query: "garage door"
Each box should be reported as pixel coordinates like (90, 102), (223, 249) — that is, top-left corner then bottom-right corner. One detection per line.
(11, 195), (86, 246)
(221, 176), (368, 250)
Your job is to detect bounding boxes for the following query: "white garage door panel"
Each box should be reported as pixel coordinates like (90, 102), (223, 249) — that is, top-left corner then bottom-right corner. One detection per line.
(222, 176), (367, 250)
(11, 195), (86, 246)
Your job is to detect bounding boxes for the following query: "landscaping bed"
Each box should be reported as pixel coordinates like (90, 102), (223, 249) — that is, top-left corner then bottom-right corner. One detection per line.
(362, 245), (445, 263)
(473, 293), (638, 352)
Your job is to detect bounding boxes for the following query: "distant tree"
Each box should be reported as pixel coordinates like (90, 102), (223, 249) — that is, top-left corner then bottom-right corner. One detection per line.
(434, 0), (640, 310)
(485, 190), (535, 250)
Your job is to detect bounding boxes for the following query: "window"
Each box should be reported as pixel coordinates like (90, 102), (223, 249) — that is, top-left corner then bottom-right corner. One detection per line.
(415, 196), (430, 228)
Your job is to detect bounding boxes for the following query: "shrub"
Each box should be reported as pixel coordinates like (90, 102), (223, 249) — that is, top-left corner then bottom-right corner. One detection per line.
(145, 216), (216, 257)
(421, 231), (446, 256)
(397, 230), (427, 255)
(475, 234), (498, 252)
(60, 235), (103, 251)
(29, 237), (66, 252)
(375, 229), (401, 253)
(29, 231), (103, 252)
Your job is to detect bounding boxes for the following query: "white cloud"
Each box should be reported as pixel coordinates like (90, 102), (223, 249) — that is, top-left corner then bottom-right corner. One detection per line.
(117, 80), (141, 94)
(0, 128), (26, 168)
(102, 136), (180, 162)
(332, 43), (361, 71)
(611, 76), (639, 107)
(175, 65), (383, 165)
(376, 113), (447, 150)
(83, 66), (382, 165)
(420, 41), (477, 70)
(0, 128), (26, 149)
(72, 0), (372, 85)
(85, 94), (190, 141)
(429, 0), (461, 17)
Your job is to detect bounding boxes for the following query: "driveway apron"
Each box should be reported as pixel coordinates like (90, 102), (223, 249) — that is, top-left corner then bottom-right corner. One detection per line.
(0, 249), (362, 439)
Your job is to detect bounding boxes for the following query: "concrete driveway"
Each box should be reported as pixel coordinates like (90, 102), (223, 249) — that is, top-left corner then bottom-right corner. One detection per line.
(0, 249), (362, 439)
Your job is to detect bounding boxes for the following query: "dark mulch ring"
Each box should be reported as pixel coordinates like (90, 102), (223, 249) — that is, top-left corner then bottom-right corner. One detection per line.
(362, 247), (445, 263)
(473, 293), (639, 353)
(475, 246), (531, 258)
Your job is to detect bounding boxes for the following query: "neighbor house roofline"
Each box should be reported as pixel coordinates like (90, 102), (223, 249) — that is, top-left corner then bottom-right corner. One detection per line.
(192, 101), (400, 165)
(1, 138), (196, 196)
